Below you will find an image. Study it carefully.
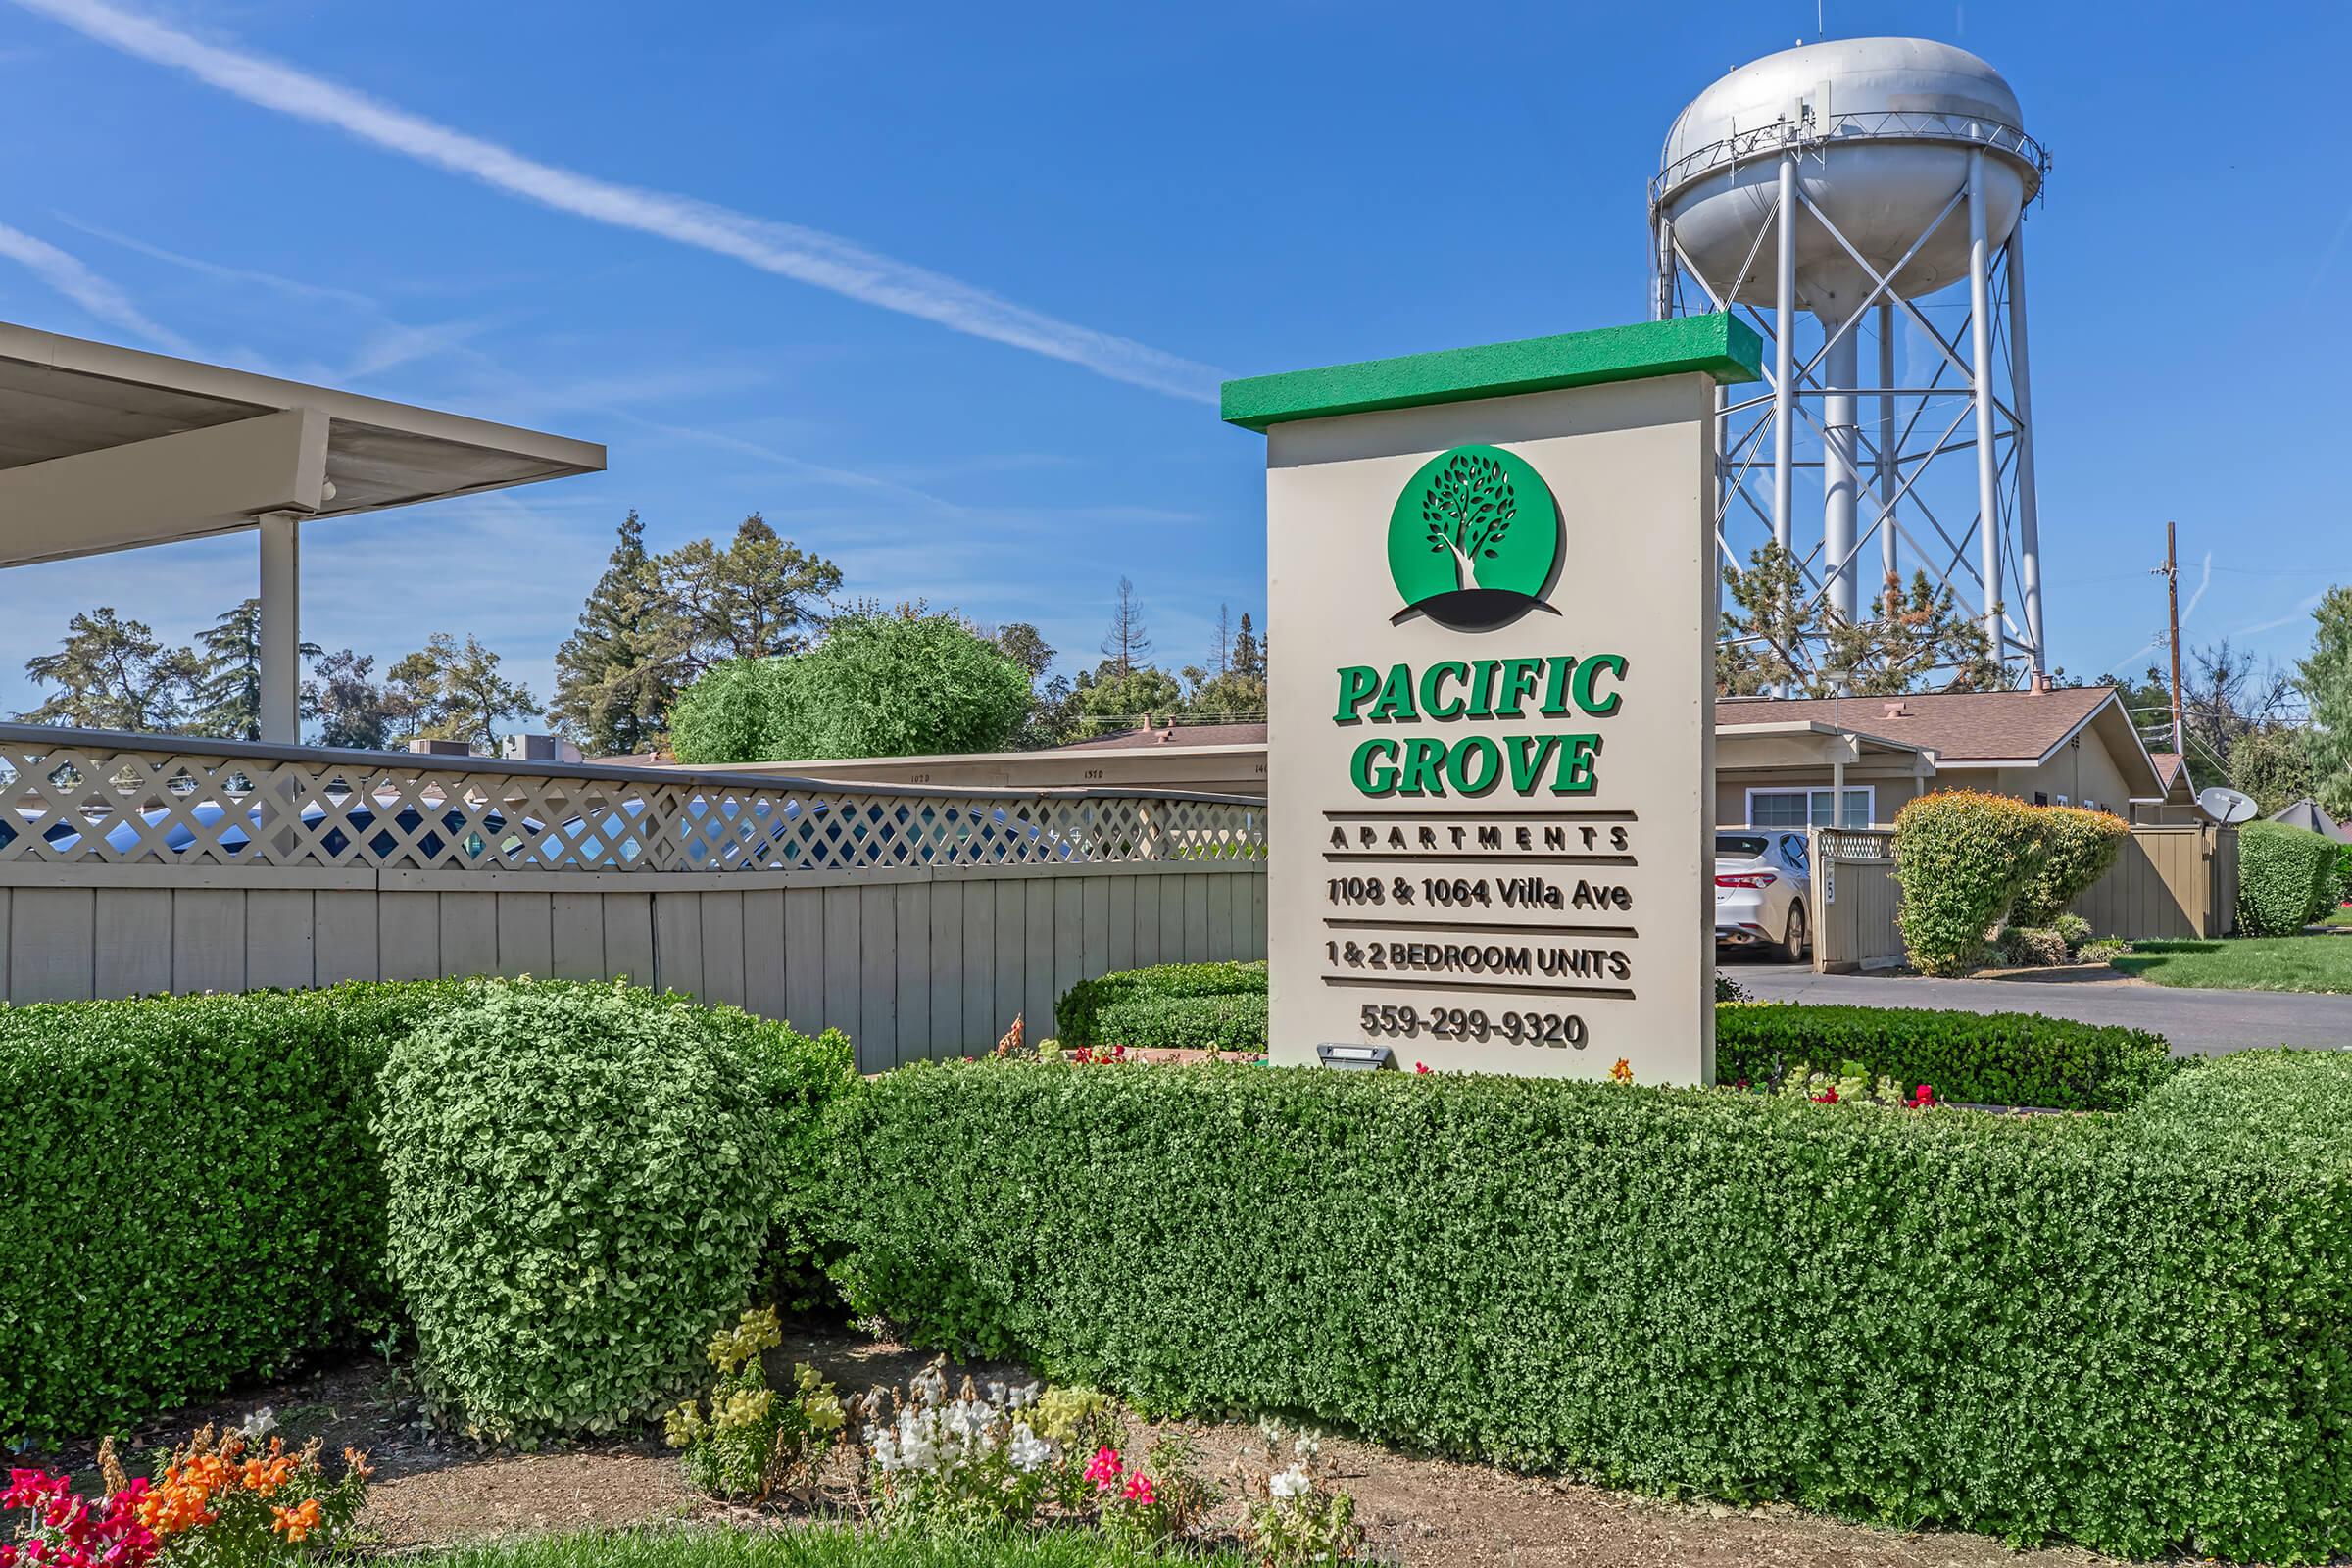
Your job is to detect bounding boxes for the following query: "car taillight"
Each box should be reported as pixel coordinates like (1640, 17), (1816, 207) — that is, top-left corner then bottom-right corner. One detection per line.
(1714, 871), (1778, 889)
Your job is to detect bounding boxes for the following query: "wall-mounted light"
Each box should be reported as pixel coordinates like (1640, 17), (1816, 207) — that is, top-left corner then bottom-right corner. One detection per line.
(1316, 1043), (1395, 1071)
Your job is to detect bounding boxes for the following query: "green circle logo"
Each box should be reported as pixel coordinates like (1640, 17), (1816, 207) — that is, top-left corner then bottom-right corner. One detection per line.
(1387, 444), (1561, 630)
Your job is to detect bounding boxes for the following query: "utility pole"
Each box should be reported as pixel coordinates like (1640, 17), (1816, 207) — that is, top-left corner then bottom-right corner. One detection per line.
(2154, 521), (2185, 756)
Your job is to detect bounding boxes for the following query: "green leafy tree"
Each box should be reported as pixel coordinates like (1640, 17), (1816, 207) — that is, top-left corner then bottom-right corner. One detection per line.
(1718, 543), (1999, 696)
(1422, 451), (1515, 591)
(1078, 663), (1186, 735)
(19, 608), (202, 732)
(192, 598), (320, 740)
(990, 621), (1080, 750)
(303, 648), (397, 750)
(386, 633), (540, 754)
(1184, 671), (1267, 721)
(552, 513), (677, 756)
(2297, 586), (2352, 819)
(670, 604), (1032, 764)
(2229, 725), (2316, 817)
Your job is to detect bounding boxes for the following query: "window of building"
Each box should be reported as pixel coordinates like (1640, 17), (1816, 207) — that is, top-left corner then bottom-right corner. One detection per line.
(1745, 786), (1875, 829)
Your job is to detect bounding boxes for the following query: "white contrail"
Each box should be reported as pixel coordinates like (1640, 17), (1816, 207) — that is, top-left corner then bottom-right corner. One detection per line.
(0, 220), (195, 353)
(13, 0), (1224, 404)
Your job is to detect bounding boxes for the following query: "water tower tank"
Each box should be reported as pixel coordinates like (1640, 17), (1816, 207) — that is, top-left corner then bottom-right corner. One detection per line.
(1657, 38), (2040, 320)
(1648, 37), (2052, 682)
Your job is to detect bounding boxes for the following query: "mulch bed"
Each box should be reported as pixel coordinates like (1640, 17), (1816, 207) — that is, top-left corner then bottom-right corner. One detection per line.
(30, 1323), (2139, 1568)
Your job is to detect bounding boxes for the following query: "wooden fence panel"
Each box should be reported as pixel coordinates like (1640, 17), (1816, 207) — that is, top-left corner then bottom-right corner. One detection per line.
(2071, 826), (2231, 940)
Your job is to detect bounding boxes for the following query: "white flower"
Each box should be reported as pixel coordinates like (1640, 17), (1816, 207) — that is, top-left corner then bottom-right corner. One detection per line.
(986, 1380), (1007, 1406)
(239, 1407), (277, 1439)
(1292, 1432), (1321, 1460)
(1270, 1465), (1311, 1499)
(1007, 1381), (1041, 1410)
(1008, 1421), (1053, 1473)
(911, 1366), (948, 1406)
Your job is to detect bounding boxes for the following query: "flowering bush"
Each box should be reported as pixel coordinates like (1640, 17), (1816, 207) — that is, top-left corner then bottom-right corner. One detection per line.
(1079, 1435), (1215, 1553)
(664, 1307), (845, 1501)
(1763, 1060), (1938, 1110)
(1, 1467), (157, 1568)
(856, 1362), (1056, 1528)
(0, 1427), (370, 1568)
(1240, 1420), (1360, 1566)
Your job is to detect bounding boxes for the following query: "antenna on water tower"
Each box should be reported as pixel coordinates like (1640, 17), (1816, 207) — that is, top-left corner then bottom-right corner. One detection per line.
(1649, 38), (2052, 691)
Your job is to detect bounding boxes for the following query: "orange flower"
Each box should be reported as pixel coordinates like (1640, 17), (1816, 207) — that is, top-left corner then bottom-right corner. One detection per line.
(341, 1448), (375, 1482)
(1609, 1057), (1634, 1086)
(270, 1498), (323, 1542)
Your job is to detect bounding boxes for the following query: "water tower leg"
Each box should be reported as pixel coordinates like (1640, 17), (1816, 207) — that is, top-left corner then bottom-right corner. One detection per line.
(1966, 149), (2004, 672)
(1773, 152), (1798, 691)
(1876, 301), (1896, 611)
(2006, 226), (2046, 676)
(1822, 316), (1859, 625)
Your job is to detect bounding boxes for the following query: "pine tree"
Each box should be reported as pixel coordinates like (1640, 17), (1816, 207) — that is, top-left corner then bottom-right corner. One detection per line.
(191, 599), (320, 740)
(552, 513), (677, 756)
(19, 609), (203, 732)
(304, 649), (397, 750)
(1212, 604), (1233, 679)
(1100, 577), (1152, 678)
(662, 514), (842, 667)
(1230, 612), (1264, 680)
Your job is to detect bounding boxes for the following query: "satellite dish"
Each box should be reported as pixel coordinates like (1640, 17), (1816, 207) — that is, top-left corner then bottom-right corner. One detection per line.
(2197, 786), (2259, 825)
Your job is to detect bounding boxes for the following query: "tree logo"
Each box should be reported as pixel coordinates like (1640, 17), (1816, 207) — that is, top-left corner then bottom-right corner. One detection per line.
(1386, 444), (1561, 630)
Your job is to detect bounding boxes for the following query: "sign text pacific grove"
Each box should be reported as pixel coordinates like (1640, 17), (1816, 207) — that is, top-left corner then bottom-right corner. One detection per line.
(1333, 654), (1626, 798)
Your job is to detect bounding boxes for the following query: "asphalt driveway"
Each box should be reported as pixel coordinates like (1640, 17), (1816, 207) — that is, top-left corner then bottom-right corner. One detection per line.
(1722, 956), (2352, 1055)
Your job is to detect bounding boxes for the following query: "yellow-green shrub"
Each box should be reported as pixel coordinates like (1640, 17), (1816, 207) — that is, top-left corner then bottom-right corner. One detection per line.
(1891, 791), (2046, 973)
(2007, 805), (2131, 926)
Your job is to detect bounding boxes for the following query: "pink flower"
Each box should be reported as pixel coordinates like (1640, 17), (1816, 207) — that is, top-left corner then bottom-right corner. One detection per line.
(1121, 1470), (1156, 1506)
(1084, 1446), (1123, 1491)
(1414, 1062), (1431, 1074)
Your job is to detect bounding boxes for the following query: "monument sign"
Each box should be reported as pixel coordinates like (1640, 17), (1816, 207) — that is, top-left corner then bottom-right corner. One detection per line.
(1221, 317), (1761, 1083)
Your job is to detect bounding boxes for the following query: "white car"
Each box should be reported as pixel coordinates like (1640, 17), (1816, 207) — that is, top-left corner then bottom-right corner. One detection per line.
(1714, 830), (1812, 961)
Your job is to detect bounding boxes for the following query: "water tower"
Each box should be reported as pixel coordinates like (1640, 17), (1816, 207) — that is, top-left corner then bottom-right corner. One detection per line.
(1649, 37), (2051, 683)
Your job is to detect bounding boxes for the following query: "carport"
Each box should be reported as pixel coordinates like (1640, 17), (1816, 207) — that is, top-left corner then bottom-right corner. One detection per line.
(0, 320), (605, 741)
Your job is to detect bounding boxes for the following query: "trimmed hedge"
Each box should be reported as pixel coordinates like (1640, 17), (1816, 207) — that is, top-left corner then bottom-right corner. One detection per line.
(825, 1056), (2352, 1561)
(381, 981), (848, 1442)
(0, 981), (461, 1444)
(0, 978), (852, 1446)
(1054, 961), (1266, 1046)
(1891, 791), (2047, 973)
(1091, 991), (1270, 1054)
(2236, 820), (2341, 936)
(2006, 805), (2131, 927)
(1714, 1003), (2174, 1109)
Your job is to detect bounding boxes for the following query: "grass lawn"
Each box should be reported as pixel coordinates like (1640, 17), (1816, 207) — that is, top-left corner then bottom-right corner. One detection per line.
(2109, 933), (2352, 993)
(421, 1529), (1251, 1568)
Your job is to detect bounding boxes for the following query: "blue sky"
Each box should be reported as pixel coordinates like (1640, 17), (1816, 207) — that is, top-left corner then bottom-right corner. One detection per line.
(0, 0), (2345, 719)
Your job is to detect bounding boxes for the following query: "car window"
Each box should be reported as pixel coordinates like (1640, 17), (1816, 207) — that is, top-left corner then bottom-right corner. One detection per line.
(1716, 834), (1770, 858)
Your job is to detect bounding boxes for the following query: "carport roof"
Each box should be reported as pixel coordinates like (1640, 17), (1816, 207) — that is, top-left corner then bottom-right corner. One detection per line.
(0, 319), (605, 566)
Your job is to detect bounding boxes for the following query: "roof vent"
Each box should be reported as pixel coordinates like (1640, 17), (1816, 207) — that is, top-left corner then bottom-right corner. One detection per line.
(1881, 701), (1910, 719)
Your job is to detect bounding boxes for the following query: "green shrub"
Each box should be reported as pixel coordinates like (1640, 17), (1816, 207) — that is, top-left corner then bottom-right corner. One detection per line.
(825, 1058), (2352, 1562)
(0, 981), (462, 1444)
(1712, 972), (1750, 1004)
(2051, 911), (2092, 954)
(1890, 790), (2046, 973)
(380, 978), (844, 1443)
(1090, 992), (1269, 1054)
(1713, 1003), (2172, 1109)
(1054, 961), (1266, 1046)
(1990, 925), (2068, 967)
(2234, 819), (2339, 935)
(2006, 806), (2130, 926)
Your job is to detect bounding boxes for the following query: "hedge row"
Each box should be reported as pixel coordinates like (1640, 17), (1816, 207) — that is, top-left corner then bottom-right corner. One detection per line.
(0, 979), (850, 1445)
(1090, 991), (1270, 1054)
(1714, 1002), (2174, 1109)
(823, 1054), (2352, 1562)
(1891, 792), (2128, 973)
(1053, 960), (1266, 1045)
(2235, 819), (2341, 936)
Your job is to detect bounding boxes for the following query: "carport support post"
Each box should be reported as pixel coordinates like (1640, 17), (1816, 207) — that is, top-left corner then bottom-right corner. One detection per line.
(258, 511), (302, 744)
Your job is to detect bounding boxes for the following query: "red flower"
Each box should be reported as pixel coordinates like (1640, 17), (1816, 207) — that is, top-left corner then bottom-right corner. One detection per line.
(1414, 1062), (1431, 1074)
(1812, 1087), (1838, 1103)
(1084, 1446), (1123, 1491)
(1121, 1470), (1156, 1506)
